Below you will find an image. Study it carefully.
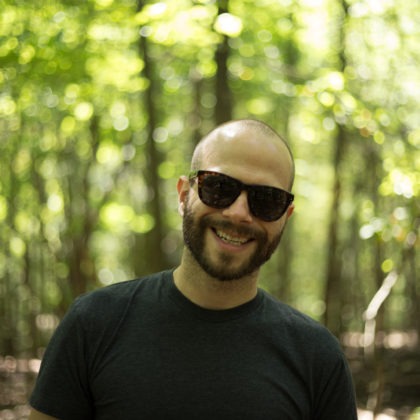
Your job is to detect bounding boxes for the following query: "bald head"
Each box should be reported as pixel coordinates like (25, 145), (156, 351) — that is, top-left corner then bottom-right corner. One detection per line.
(191, 119), (295, 190)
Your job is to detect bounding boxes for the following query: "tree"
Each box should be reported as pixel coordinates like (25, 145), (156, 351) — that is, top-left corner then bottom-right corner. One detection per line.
(1, 2), (419, 413)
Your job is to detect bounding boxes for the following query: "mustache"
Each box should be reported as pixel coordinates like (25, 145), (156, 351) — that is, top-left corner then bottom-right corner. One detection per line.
(200, 216), (265, 240)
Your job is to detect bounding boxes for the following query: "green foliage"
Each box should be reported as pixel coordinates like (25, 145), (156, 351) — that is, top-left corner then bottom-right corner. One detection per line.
(0, 0), (419, 359)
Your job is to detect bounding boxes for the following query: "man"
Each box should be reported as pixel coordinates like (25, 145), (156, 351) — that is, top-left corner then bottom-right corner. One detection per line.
(29, 119), (357, 419)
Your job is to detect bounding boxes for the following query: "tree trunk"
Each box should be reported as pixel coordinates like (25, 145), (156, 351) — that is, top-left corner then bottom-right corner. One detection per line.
(323, 0), (350, 337)
(323, 125), (346, 336)
(190, 69), (204, 146)
(135, 0), (167, 275)
(65, 116), (100, 300)
(214, 0), (232, 124)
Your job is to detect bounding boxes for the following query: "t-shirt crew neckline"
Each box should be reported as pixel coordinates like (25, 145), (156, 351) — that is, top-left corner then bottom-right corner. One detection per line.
(166, 270), (264, 323)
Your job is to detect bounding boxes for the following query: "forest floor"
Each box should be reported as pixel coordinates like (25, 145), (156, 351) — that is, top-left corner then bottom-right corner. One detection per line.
(1, 339), (420, 419)
(344, 331), (420, 419)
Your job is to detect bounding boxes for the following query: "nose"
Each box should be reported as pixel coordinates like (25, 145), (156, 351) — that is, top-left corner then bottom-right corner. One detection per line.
(221, 191), (253, 223)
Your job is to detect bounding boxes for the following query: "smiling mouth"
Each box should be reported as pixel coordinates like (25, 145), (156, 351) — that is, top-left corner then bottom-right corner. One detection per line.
(213, 228), (253, 246)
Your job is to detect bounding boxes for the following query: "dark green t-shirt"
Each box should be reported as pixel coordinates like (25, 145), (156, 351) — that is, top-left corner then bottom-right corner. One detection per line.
(30, 270), (357, 419)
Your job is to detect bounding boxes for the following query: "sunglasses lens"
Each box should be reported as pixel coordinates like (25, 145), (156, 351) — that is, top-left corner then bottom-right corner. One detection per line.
(249, 187), (290, 222)
(199, 173), (240, 208)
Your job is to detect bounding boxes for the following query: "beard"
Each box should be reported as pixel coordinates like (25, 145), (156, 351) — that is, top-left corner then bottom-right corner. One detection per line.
(182, 204), (284, 281)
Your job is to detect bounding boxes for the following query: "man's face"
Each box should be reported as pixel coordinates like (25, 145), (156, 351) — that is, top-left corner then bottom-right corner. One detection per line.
(178, 124), (294, 282)
(182, 198), (285, 281)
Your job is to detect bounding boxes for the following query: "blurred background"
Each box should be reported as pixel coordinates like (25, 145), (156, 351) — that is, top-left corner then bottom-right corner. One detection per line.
(0, 0), (419, 418)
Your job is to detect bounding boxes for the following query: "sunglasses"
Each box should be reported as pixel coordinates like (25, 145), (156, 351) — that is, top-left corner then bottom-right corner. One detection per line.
(189, 170), (294, 222)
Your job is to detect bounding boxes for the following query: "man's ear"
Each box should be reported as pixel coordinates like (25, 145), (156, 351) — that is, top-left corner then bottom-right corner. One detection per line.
(177, 176), (189, 216)
(286, 203), (295, 218)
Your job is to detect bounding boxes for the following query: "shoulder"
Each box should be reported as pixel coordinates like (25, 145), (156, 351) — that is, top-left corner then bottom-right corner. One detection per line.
(260, 290), (342, 354)
(260, 290), (324, 328)
(70, 270), (172, 328)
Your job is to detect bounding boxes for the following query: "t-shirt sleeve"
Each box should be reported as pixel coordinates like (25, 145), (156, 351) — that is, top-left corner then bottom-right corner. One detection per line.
(313, 346), (358, 419)
(30, 299), (94, 420)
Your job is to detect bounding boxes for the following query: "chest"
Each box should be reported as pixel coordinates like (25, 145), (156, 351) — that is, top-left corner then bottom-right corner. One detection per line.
(89, 319), (314, 419)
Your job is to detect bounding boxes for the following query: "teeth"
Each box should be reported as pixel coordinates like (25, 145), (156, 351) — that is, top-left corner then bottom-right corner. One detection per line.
(215, 230), (249, 245)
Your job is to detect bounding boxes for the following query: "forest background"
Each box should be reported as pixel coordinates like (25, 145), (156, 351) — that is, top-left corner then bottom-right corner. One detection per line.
(0, 0), (419, 418)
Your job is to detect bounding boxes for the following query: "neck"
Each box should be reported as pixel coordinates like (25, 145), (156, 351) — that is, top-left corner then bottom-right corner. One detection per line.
(173, 248), (259, 310)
